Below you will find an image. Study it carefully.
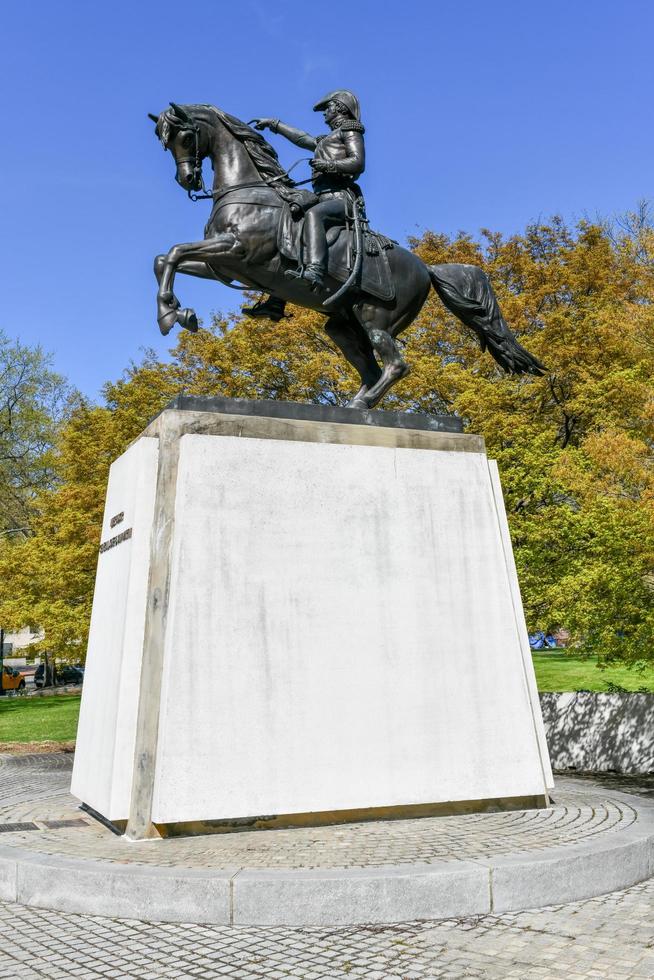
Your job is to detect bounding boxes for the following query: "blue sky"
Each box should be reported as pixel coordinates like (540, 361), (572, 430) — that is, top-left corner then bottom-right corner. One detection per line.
(2, 0), (653, 397)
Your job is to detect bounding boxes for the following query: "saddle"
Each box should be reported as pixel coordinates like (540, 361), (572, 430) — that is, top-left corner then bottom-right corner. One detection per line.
(277, 202), (396, 303)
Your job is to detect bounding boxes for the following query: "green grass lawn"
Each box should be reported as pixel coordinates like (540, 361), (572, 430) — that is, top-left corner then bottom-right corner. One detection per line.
(0, 694), (81, 743)
(532, 652), (654, 693)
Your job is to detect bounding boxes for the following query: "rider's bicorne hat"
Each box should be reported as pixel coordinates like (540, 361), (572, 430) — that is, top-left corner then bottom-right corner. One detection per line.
(313, 90), (361, 123)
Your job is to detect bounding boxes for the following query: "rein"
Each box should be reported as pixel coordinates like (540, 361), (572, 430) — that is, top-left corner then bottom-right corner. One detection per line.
(188, 168), (315, 202)
(185, 130), (314, 202)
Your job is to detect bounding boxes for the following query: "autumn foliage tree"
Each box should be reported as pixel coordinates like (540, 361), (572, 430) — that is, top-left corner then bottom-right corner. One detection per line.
(0, 215), (651, 667)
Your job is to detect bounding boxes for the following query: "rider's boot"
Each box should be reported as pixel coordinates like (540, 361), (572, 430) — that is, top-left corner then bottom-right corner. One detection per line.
(241, 295), (289, 322)
(285, 262), (326, 292)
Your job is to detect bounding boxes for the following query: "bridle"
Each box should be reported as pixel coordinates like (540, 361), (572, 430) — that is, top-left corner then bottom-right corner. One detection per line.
(174, 122), (212, 201)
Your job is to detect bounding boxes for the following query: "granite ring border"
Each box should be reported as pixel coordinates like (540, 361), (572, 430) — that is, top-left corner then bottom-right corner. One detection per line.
(0, 791), (652, 926)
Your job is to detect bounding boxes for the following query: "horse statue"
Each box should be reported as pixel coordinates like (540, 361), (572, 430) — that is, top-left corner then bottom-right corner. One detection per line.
(149, 102), (544, 410)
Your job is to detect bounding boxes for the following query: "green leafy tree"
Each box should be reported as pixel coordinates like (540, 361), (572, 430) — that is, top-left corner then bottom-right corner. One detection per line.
(0, 353), (178, 659)
(0, 331), (71, 535)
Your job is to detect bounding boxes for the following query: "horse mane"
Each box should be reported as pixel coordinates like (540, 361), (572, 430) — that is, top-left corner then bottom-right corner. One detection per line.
(168, 104), (295, 187)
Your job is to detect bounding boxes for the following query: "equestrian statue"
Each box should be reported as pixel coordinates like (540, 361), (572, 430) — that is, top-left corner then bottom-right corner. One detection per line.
(149, 92), (543, 410)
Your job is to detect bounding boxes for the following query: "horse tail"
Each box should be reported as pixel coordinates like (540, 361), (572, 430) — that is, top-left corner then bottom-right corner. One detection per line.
(428, 263), (545, 376)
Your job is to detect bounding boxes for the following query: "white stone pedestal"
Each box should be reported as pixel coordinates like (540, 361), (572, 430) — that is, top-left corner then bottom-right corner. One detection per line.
(71, 398), (552, 839)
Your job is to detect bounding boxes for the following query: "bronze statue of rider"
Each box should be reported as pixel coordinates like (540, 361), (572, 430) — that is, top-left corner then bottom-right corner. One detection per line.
(244, 90), (365, 321)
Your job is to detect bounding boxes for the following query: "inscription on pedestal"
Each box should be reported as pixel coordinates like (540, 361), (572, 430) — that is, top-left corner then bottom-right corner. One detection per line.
(99, 527), (132, 553)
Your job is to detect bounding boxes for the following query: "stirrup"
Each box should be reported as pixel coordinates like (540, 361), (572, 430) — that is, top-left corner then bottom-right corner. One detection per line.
(285, 265), (305, 281)
(284, 263), (325, 292)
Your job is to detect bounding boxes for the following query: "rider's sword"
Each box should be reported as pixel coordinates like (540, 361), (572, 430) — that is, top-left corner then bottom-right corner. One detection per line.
(323, 192), (364, 310)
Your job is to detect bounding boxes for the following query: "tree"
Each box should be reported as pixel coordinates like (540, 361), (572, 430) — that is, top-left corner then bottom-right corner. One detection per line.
(0, 353), (178, 660)
(405, 218), (654, 667)
(0, 332), (71, 535)
(0, 216), (651, 666)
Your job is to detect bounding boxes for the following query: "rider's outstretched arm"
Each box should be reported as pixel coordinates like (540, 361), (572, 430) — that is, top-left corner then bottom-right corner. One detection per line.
(253, 118), (317, 151)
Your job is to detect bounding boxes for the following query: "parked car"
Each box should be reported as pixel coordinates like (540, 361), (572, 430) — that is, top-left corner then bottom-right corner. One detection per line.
(59, 665), (84, 685)
(1, 665), (25, 691)
(34, 663), (84, 688)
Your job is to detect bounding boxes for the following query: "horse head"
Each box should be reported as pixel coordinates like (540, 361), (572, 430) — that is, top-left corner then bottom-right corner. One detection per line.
(149, 103), (208, 193)
(149, 103), (294, 197)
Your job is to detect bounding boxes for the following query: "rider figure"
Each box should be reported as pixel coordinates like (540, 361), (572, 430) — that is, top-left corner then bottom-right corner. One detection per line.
(243, 90), (365, 320)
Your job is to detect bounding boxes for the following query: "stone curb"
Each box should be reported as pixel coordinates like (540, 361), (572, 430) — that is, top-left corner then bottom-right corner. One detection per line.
(0, 794), (653, 925)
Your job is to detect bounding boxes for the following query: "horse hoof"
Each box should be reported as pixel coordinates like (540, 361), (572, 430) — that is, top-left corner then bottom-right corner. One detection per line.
(346, 397), (369, 411)
(157, 309), (179, 336)
(177, 309), (199, 333)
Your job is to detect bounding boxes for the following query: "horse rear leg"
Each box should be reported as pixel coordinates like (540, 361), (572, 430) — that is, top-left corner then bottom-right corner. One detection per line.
(324, 314), (382, 406)
(348, 302), (411, 410)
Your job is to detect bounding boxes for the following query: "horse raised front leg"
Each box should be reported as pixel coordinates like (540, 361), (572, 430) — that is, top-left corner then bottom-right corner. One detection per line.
(156, 234), (240, 335)
(154, 254), (181, 333)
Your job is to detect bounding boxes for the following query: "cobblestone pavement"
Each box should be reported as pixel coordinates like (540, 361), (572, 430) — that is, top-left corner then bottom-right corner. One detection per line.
(0, 877), (652, 979)
(0, 755), (646, 870)
(0, 764), (652, 978)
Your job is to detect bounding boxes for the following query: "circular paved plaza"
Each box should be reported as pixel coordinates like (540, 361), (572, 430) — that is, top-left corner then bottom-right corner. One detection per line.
(0, 754), (653, 931)
(0, 754), (642, 868)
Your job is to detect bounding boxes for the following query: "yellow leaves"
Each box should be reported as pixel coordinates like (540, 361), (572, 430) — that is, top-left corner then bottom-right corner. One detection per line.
(171, 307), (357, 406)
(556, 430), (654, 507)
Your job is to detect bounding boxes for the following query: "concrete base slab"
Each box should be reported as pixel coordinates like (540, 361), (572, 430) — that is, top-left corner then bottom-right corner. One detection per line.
(1, 756), (653, 925)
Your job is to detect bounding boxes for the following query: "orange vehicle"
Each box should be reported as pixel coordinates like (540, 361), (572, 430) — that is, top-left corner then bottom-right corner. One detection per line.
(1, 665), (25, 691)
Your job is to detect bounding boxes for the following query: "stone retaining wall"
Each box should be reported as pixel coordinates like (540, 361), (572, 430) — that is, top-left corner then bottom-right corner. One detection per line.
(540, 692), (654, 774)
